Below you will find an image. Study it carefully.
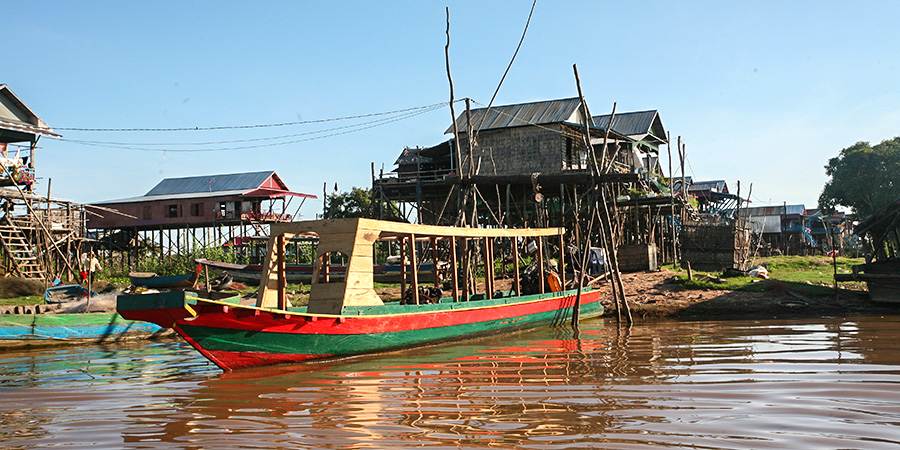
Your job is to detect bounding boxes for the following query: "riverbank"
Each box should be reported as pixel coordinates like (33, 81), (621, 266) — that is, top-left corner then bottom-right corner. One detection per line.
(612, 268), (899, 321)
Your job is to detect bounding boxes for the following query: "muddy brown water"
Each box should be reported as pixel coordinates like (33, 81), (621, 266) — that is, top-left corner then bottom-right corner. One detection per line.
(2, 315), (899, 449)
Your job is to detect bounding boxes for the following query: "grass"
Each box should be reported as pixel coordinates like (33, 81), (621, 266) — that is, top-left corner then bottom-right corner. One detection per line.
(672, 255), (866, 295)
(0, 295), (45, 306)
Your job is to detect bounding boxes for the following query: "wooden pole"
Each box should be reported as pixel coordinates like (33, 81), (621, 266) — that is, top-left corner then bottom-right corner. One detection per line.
(538, 236), (545, 294)
(667, 131), (677, 268)
(445, 7), (464, 182)
(559, 233), (566, 289)
(431, 236), (440, 287)
(451, 236), (459, 301)
(513, 238), (521, 296)
(400, 236), (407, 298)
(277, 234), (286, 310)
(483, 237), (492, 299)
(409, 233), (419, 304)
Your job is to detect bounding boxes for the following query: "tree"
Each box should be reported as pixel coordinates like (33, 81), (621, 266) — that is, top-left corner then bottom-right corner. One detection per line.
(322, 187), (404, 221)
(819, 137), (900, 218)
(323, 187), (372, 219)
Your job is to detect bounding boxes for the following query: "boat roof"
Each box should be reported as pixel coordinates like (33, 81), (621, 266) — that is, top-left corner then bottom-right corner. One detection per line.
(270, 218), (565, 240)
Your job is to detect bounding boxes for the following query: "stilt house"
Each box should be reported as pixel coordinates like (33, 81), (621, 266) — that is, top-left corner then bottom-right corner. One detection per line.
(0, 84), (86, 282)
(89, 171), (316, 265)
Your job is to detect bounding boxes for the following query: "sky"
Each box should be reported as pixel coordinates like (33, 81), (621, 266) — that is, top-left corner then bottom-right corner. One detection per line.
(4, 1), (899, 216)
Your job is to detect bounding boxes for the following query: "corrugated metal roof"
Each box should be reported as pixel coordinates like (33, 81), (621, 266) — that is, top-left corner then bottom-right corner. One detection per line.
(689, 180), (727, 193)
(445, 97), (584, 134)
(0, 84), (61, 139)
(592, 110), (658, 137)
(394, 147), (432, 166)
(145, 171), (275, 196)
(93, 189), (250, 205)
(741, 204), (806, 217)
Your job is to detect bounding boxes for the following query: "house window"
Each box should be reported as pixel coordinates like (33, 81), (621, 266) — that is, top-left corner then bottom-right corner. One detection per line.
(565, 138), (587, 170)
(190, 203), (203, 217)
(142, 206), (151, 220)
(167, 204), (180, 218)
(218, 201), (239, 219)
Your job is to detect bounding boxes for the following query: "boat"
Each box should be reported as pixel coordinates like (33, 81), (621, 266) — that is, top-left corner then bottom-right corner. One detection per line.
(118, 218), (604, 371)
(833, 198), (900, 303)
(44, 284), (98, 304)
(129, 263), (203, 289)
(0, 311), (169, 348)
(195, 259), (328, 284)
(195, 258), (438, 284)
(1, 290), (241, 349)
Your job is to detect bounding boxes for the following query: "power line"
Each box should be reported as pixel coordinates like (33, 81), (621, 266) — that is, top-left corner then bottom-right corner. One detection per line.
(53, 101), (457, 132)
(54, 104), (446, 153)
(52, 103), (445, 148)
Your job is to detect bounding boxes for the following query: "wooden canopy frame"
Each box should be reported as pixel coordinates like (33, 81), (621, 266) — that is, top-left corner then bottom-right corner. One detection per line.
(257, 218), (566, 314)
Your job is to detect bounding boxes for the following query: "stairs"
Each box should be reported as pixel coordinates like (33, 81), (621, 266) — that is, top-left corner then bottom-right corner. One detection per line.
(0, 221), (47, 281)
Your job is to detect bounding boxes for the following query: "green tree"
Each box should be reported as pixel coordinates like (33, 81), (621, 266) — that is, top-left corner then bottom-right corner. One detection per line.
(323, 187), (405, 221)
(819, 137), (900, 218)
(323, 187), (373, 219)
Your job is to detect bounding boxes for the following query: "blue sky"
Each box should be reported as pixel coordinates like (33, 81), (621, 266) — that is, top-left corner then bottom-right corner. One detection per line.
(4, 1), (898, 215)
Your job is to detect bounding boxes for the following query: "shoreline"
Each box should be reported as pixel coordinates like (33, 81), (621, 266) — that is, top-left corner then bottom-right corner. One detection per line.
(608, 268), (899, 321)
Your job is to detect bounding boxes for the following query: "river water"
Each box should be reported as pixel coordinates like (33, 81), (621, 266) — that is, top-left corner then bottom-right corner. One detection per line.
(2, 315), (899, 449)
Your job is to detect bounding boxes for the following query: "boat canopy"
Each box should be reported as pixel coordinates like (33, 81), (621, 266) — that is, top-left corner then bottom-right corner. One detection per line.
(257, 218), (566, 315)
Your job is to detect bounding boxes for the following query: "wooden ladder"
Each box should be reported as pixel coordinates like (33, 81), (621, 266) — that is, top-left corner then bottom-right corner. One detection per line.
(0, 221), (47, 281)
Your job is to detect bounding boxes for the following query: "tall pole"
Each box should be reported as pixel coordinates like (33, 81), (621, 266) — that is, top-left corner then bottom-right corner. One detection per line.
(667, 131), (677, 268)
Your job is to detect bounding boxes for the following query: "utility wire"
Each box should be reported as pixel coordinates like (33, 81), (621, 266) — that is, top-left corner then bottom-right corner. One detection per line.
(53, 101), (458, 132)
(52, 103), (445, 148)
(55, 104), (446, 152)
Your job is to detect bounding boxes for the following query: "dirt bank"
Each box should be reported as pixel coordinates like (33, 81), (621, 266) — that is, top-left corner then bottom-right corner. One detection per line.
(609, 269), (899, 321)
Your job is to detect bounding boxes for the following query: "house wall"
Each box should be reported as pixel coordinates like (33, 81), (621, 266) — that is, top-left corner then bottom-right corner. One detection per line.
(89, 195), (245, 230)
(462, 124), (574, 176)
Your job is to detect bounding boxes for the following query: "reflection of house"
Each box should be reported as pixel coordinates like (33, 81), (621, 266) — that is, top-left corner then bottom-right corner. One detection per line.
(90, 171), (314, 230)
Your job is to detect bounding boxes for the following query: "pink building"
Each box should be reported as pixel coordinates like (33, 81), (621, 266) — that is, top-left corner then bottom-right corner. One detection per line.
(89, 171), (315, 230)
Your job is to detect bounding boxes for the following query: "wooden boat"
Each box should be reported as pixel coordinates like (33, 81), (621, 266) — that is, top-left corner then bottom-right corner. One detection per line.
(195, 259), (330, 284)
(129, 263), (202, 289)
(835, 261), (900, 303)
(0, 312), (169, 348)
(118, 218), (604, 371)
(195, 258), (437, 284)
(833, 199), (900, 303)
(44, 284), (98, 304)
(0, 290), (243, 349)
